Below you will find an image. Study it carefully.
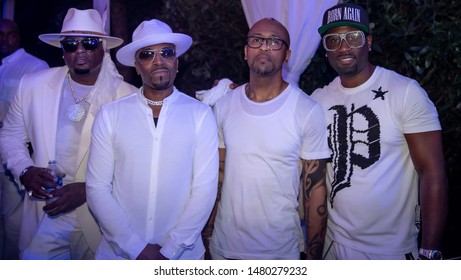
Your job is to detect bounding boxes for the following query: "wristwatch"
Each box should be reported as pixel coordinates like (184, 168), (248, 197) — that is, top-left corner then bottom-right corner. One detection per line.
(419, 248), (443, 260)
(19, 166), (33, 185)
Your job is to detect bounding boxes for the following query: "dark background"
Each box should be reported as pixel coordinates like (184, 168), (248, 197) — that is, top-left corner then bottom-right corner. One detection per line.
(6, 0), (461, 259)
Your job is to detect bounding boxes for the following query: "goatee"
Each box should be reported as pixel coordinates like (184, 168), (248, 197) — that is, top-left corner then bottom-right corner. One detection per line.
(74, 68), (90, 75)
(251, 64), (274, 76)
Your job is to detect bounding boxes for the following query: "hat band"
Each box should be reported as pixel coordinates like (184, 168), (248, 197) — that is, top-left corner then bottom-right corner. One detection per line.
(61, 30), (106, 36)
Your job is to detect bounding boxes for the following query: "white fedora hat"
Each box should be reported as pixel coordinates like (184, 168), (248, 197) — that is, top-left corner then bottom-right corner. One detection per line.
(39, 8), (123, 49)
(116, 19), (192, 67)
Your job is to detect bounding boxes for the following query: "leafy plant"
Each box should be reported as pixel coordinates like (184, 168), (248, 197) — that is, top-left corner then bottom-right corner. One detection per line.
(157, 0), (249, 95)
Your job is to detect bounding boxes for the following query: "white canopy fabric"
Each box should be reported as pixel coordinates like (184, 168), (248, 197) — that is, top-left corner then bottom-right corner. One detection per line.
(241, 0), (338, 86)
(93, 0), (110, 36)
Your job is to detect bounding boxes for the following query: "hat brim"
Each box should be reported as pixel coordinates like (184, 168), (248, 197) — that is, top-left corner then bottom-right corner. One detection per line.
(39, 33), (123, 49)
(116, 33), (192, 67)
(318, 22), (369, 35)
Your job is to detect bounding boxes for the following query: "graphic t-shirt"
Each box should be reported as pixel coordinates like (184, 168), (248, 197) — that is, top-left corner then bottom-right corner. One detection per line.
(311, 66), (441, 254)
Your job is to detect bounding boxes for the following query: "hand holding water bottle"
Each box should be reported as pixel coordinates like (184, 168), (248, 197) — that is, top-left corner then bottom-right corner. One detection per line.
(45, 160), (66, 204)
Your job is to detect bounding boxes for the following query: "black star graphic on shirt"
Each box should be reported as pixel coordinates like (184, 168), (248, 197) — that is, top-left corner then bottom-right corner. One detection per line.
(372, 86), (388, 100)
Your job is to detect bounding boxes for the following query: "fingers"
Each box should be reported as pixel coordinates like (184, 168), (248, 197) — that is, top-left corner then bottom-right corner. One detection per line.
(23, 167), (55, 199)
(42, 197), (63, 216)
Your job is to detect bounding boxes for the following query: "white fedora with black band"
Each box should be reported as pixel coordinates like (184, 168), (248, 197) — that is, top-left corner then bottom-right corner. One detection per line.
(116, 19), (192, 67)
(39, 8), (123, 49)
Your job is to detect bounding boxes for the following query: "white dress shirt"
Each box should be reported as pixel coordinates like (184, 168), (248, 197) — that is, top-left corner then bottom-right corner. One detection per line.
(86, 88), (218, 260)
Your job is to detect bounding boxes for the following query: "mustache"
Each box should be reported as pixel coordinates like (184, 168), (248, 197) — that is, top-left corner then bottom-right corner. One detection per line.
(150, 66), (170, 73)
(335, 50), (355, 58)
(254, 53), (272, 60)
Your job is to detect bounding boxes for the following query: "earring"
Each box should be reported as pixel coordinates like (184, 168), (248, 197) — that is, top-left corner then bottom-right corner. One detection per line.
(325, 53), (328, 57)
(369, 48), (372, 51)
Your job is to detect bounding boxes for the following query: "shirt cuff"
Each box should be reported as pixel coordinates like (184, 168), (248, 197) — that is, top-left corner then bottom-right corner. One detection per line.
(125, 234), (148, 260)
(160, 237), (186, 260)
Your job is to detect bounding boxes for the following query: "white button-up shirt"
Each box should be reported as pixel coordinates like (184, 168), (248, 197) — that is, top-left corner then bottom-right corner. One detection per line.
(86, 88), (218, 259)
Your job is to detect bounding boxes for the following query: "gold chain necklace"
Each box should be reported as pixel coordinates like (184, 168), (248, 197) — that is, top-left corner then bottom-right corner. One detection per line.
(66, 73), (90, 122)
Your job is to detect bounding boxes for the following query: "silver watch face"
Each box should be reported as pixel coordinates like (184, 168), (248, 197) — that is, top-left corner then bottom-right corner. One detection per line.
(430, 250), (443, 260)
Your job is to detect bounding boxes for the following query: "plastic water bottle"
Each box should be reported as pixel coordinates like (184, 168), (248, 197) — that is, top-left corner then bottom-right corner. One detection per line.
(45, 160), (64, 204)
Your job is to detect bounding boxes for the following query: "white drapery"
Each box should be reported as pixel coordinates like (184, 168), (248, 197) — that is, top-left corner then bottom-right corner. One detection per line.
(93, 0), (110, 35)
(241, 0), (338, 86)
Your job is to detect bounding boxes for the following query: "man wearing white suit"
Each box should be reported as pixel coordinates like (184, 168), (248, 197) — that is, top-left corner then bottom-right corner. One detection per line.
(0, 8), (137, 259)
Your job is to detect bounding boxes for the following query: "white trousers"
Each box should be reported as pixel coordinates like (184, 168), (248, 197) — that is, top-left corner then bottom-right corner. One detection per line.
(21, 211), (94, 260)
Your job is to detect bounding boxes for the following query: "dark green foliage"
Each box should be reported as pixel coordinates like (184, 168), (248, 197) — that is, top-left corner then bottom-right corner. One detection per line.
(157, 0), (249, 94)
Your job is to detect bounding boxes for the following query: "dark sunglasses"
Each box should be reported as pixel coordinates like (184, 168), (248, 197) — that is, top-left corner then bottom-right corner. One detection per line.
(136, 47), (176, 64)
(60, 37), (102, 53)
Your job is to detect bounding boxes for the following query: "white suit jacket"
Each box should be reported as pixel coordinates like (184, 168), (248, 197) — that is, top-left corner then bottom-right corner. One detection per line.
(0, 66), (137, 252)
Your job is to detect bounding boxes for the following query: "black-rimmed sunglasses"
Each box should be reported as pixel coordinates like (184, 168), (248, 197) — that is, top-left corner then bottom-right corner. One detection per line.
(60, 37), (102, 53)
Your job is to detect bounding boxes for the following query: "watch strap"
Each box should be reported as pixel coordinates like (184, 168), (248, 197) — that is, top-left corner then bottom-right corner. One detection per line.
(19, 166), (33, 184)
(419, 248), (443, 260)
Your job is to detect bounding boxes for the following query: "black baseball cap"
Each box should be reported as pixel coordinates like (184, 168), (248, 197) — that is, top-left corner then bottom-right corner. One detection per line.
(318, 3), (369, 35)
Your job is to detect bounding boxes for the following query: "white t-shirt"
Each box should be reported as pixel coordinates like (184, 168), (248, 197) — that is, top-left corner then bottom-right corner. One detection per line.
(211, 83), (330, 259)
(56, 79), (92, 185)
(311, 66), (441, 255)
